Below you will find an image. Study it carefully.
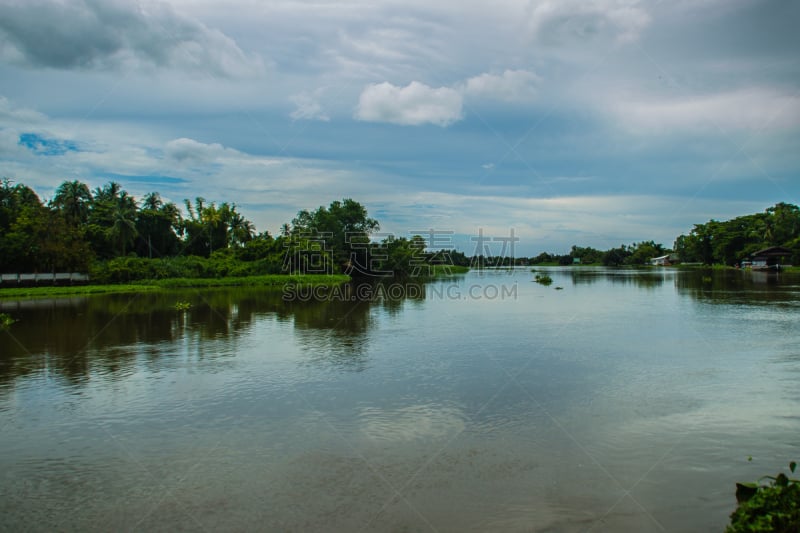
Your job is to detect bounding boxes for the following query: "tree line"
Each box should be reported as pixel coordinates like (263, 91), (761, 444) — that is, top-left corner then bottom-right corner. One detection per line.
(2, 178), (798, 279)
(673, 202), (800, 266)
(0, 179), (264, 275)
(0, 178), (461, 280)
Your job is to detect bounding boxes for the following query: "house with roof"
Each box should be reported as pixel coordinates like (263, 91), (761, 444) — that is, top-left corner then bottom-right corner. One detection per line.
(749, 246), (792, 270)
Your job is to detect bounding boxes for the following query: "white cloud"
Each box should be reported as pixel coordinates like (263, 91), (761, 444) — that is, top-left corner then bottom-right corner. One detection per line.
(290, 90), (330, 122)
(527, 0), (651, 45)
(611, 87), (800, 133)
(462, 69), (541, 102)
(355, 81), (463, 127)
(0, 0), (263, 78)
(164, 137), (236, 165)
(0, 95), (47, 124)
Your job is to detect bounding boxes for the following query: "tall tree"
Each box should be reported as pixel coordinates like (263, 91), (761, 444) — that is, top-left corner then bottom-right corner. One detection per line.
(51, 180), (92, 225)
(228, 210), (255, 247)
(107, 193), (138, 256)
(135, 192), (182, 257)
(291, 198), (379, 272)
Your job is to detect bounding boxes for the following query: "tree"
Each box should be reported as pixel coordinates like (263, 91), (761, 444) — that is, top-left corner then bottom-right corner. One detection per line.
(602, 245), (631, 266)
(135, 192), (182, 258)
(51, 180), (92, 225)
(228, 210), (255, 247)
(107, 193), (138, 256)
(291, 198), (379, 272)
(182, 198), (253, 256)
(626, 241), (665, 265)
(0, 182), (46, 272)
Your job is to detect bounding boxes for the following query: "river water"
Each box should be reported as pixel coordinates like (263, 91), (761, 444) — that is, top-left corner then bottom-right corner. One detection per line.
(1, 267), (799, 532)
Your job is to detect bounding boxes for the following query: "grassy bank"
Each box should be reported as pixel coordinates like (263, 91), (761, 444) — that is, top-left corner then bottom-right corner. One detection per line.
(430, 265), (469, 275)
(0, 274), (350, 299)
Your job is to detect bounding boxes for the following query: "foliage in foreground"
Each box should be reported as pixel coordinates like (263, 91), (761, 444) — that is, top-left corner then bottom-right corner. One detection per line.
(0, 312), (15, 328)
(727, 461), (800, 533)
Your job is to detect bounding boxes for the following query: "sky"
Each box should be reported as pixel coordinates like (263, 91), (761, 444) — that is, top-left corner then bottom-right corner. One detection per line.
(0, 0), (798, 255)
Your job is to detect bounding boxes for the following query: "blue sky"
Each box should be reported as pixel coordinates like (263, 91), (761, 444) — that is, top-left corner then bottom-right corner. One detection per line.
(0, 0), (797, 254)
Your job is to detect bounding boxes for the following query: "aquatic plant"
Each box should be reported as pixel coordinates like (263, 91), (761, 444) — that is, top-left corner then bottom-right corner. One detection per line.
(727, 461), (799, 532)
(173, 301), (192, 311)
(0, 312), (15, 328)
(534, 274), (553, 285)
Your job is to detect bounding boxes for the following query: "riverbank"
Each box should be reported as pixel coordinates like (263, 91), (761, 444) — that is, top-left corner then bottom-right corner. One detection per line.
(0, 274), (351, 299)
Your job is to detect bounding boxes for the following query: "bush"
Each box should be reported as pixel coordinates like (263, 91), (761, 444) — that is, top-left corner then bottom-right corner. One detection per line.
(89, 253), (288, 284)
(728, 461), (800, 532)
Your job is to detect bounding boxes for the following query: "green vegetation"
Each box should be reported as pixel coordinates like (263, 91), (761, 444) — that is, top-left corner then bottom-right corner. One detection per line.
(0, 274), (350, 299)
(430, 265), (469, 276)
(675, 202), (800, 266)
(144, 274), (350, 289)
(1, 179), (471, 289)
(728, 461), (799, 532)
(0, 312), (15, 328)
(173, 301), (192, 311)
(524, 203), (799, 268)
(0, 284), (162, 298)
(529, 242), (668, 267)
(3, 177), (796, 280)
(534, 273), (553, 285)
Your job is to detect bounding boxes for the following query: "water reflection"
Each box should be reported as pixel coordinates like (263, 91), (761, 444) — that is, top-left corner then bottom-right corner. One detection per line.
(674, 268), (800, 306)
(0, 281), (427, 388)
(552, 266), (800, 306)
(566, 267), (674, 288)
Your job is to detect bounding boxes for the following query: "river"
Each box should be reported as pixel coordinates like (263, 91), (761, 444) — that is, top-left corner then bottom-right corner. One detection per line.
(1, 267), (799, 531)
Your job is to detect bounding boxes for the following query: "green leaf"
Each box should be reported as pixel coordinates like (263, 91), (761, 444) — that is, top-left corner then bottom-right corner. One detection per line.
(790, 461), (797, 473)
(735, 482), (759, 503)
(776, 473), (789, 487)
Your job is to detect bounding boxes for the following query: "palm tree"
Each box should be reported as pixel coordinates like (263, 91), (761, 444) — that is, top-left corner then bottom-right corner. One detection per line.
(228, 210), (255, 247)
(161, 202), (183, 235)
(93, 181), (121, 203)
(202, 202), (225, 254)
(141, 192), (163, 211)
(108, 193), (138, 256)
(51, 180), (92, 224)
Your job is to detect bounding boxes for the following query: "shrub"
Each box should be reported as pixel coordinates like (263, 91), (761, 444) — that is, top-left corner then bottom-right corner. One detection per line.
(727, 461), (799, 532)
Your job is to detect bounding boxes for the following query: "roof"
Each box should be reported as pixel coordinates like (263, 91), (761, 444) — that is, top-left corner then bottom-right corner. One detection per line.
(751, 246), (792, 258)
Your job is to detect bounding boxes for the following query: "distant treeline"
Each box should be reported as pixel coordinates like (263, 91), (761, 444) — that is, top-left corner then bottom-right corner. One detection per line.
(0, 179), (464, 280)
(522, 203), (799, 267)
(2, 178), (798, 279)
(673, 202), (800, 265)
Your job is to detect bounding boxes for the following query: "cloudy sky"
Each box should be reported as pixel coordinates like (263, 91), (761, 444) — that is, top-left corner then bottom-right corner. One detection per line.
(0, 0), (798, 254)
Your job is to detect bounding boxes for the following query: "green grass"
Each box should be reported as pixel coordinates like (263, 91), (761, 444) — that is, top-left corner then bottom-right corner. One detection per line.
(141, 274), (350, 289)
(0, 274), (350, 299)
(430, 265), (469, 276)
(0, 284), (162, 298)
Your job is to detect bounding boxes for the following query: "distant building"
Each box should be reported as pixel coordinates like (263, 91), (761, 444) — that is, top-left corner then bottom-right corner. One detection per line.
(650, 254), (679, 266)
(749, 246), (792, 270)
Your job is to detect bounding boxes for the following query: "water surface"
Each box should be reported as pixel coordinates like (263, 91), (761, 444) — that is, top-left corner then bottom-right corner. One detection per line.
(1, 268), (799, 531)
